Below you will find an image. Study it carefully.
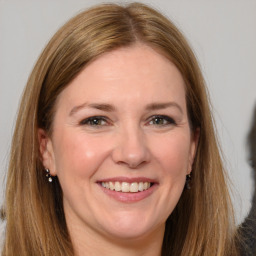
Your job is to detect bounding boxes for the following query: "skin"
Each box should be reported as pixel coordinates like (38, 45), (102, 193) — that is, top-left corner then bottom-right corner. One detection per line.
(39, 43), (198, 256)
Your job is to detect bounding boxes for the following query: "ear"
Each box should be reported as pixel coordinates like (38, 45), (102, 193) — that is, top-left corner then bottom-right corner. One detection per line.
(38, 128), (57, 176)
(188, 128), (200, 174)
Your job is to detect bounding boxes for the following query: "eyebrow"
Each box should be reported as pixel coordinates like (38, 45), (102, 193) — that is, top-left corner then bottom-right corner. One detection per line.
(69, 102), (116, 116)
(145, 102), (183, 114)
(69, 101), (183, 116)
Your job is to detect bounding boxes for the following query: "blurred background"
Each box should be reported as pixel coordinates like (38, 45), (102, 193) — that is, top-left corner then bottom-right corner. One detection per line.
(0, 0), (255, 225)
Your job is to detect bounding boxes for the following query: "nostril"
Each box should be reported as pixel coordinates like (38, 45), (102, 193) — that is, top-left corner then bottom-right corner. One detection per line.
(128, 159), (149, 169)
(111, 133), (151, 168)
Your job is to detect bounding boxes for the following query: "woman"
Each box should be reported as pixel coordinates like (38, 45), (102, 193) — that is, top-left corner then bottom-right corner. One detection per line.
(1, 2), (240, 255)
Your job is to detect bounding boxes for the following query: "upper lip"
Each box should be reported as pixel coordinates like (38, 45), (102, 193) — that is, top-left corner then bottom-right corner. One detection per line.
(97, 176), (158, 184)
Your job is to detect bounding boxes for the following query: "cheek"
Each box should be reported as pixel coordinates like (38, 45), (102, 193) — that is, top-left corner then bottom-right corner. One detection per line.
(52, 130), (111, 180)
(152, 132), (191, 177)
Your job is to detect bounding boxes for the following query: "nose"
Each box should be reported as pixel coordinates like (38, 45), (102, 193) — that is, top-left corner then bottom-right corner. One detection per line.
(111, 126), (150, 169)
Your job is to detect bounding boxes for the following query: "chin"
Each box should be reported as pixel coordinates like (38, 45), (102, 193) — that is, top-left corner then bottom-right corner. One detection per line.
(99, 212), (164, 241)
(105, 226), (157, 241)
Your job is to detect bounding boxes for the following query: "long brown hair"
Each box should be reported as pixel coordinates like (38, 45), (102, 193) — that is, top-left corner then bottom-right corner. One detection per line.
(2, 3), (238, 255)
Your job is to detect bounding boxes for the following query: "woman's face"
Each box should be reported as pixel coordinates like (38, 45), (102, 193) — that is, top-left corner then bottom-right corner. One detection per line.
(40, 44), (198, 242)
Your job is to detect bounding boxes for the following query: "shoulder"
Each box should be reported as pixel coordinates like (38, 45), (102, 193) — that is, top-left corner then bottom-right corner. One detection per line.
(238, 192), (256, 255)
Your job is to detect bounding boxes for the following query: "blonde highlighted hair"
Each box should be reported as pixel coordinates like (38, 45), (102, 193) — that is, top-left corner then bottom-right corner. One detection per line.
(2, 2), (239, 255)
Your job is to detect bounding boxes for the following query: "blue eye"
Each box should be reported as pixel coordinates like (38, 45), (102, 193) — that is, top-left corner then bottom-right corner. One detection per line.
(148, 115), (176, 126)
(80, 116), (108, 126)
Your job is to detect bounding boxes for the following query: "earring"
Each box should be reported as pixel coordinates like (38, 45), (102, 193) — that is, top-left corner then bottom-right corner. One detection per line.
(45, 168), (53, 182)
(185, 173), (192, 190)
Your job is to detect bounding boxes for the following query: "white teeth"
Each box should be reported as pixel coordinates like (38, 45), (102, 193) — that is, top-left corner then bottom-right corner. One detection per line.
(130, 182), (138, 193)
(115, 181), (121, 191)
(101, 181), (152, 193)
(138, 182), (144, 192)
(109, 181), (114, 190)
(121, 182), (130, 192)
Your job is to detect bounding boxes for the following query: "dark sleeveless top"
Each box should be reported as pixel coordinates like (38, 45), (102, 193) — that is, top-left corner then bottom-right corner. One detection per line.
(238, 189), (256, 256)
(239, 106), (256, 256)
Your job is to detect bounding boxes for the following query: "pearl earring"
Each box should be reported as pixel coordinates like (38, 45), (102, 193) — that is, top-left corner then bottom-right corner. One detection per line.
(45, 168), (53, 182)
(185, 173), (192, 190)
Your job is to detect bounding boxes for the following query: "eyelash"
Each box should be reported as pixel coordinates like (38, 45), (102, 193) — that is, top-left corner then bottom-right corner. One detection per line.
(79, 115), (176, 127)
(79, 116), (109, 126)
(147, 115), (176, 126)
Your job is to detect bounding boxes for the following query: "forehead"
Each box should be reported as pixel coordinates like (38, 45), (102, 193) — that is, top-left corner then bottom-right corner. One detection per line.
(56, 44), (187, 111)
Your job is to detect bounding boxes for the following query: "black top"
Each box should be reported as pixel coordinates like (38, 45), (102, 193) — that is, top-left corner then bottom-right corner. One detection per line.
(238, 105), (256, 256)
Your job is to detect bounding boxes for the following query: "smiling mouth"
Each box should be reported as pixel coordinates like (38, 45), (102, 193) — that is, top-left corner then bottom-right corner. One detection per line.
(101, 181), (153, 193)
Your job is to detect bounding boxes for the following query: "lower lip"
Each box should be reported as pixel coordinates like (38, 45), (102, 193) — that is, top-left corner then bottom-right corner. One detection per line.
(98, 183), (158, 203)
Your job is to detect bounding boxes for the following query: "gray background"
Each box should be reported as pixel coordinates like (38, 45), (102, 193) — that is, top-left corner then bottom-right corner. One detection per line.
(0, 0), (255, 225)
